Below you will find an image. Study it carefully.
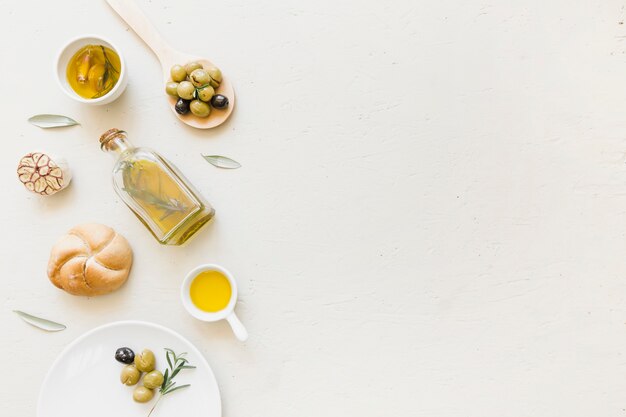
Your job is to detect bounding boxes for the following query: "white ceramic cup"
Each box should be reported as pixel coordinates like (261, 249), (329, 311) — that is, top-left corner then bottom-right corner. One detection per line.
(55, 35), (128, 105)
(181, 264), (248, 342)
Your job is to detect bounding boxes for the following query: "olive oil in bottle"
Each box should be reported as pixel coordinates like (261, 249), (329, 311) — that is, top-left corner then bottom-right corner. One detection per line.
(100, 129), (214, 245)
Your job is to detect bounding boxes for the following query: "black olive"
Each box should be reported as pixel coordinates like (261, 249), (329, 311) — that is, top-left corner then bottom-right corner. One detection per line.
(115, 347), (135, 364)
(175, 98), (190, 115)
(210, 94), (229, 109)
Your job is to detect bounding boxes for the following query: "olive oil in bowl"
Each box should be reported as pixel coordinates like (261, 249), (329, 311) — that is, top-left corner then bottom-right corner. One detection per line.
(66, 44), (121, 99)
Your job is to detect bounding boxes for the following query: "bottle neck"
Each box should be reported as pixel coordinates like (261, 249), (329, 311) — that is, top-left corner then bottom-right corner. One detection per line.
(102, 136), (133, 158)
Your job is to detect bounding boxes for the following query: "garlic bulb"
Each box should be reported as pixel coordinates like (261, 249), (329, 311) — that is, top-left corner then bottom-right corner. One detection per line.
(17, 152), (71, 195)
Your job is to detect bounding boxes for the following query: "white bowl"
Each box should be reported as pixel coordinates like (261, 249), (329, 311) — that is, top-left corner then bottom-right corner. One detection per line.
(55, 35), (127, 105)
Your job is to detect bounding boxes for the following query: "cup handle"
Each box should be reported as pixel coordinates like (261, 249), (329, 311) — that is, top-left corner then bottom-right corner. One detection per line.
(226, 313), (248, 342)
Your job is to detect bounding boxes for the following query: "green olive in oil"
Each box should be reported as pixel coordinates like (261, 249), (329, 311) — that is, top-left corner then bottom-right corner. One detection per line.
(66, 45), (121, 99)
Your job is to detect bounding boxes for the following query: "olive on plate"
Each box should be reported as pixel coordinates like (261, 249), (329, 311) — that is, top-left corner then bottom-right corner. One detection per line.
(143, 370), (165, 389)
(120, 365), (141, 386)
(134, 349), (156, 372)
(133, 386), (154, 403)
(115, 347), (135, 364)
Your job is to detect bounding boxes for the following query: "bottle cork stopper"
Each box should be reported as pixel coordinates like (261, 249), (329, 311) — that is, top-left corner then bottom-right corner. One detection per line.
(99, 128), (126, 148)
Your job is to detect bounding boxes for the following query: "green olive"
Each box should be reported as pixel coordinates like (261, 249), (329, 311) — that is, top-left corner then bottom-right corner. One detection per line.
(190, 100), (211, 118)
(133, 386), (154, 403)
(165, 81), (179, 97)
(189, 69), (211, 87)
(197, 85), (215, 102)
(170, 65), (187, 82)
(120, 365), (141, 386)
(176, 81), (196, 100)
(185, 62), (202, 75)
(206, 67), (222, 87)
(134, 349), (156, 373)
(143, 370), (164, 389)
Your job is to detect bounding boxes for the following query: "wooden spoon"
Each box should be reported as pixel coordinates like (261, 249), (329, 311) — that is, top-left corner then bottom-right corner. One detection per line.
(106, 0), (234, 129)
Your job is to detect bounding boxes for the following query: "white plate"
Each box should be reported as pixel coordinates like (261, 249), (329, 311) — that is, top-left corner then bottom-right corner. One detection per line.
(37, 321), (221, 417)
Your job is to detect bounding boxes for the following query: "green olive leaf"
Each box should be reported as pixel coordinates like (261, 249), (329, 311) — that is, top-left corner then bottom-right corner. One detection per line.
(28, 114), (80, 129)
(202, 155), (241, 169)
(164, 384), (190, 395)
(28, 114), (80, 128)
(161, 368), (170, 389)
(13, 310), (66, 332)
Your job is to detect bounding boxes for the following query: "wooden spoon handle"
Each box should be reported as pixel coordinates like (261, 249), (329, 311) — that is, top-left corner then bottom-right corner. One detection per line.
(105, 0), (171, 64)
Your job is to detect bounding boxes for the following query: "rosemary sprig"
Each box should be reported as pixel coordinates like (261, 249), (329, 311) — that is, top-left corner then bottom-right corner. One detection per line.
(147, 348), (195, 417)
(121, 187), (189, 214)
(160, 349), (195, 395)
(119, 161), (190, 218)
(91, 46), (120, 99)
(101, 45), (120, 75)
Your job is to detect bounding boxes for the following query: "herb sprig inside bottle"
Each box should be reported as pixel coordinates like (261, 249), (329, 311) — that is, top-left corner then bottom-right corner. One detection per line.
(147, 349), (195, 417)
(119, 160), (190, 222)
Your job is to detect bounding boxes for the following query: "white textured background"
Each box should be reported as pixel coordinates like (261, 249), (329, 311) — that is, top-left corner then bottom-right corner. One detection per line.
(1, 0), (626, 416)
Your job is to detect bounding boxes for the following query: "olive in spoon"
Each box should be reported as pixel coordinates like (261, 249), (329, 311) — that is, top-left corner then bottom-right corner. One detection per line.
(106, 0), (234, 129)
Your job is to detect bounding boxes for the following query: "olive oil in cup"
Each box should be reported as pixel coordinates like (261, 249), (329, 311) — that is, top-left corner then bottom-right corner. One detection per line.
(181, 264), (248, 341)
(190, 271), (232, 312)
(56, 35), (128, 105)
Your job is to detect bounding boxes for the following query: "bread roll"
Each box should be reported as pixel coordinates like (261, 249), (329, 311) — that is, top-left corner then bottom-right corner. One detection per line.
(47, 223), (133, 296)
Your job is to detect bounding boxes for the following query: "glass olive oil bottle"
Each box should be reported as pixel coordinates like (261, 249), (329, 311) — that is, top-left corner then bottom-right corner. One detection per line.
(100, 129), (214, 245)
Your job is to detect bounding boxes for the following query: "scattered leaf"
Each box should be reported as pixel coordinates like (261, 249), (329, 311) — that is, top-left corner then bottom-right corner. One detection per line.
(28, 114), (80, 129)
(202, 155), (241, 169)
(14, 310), (66, 332)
